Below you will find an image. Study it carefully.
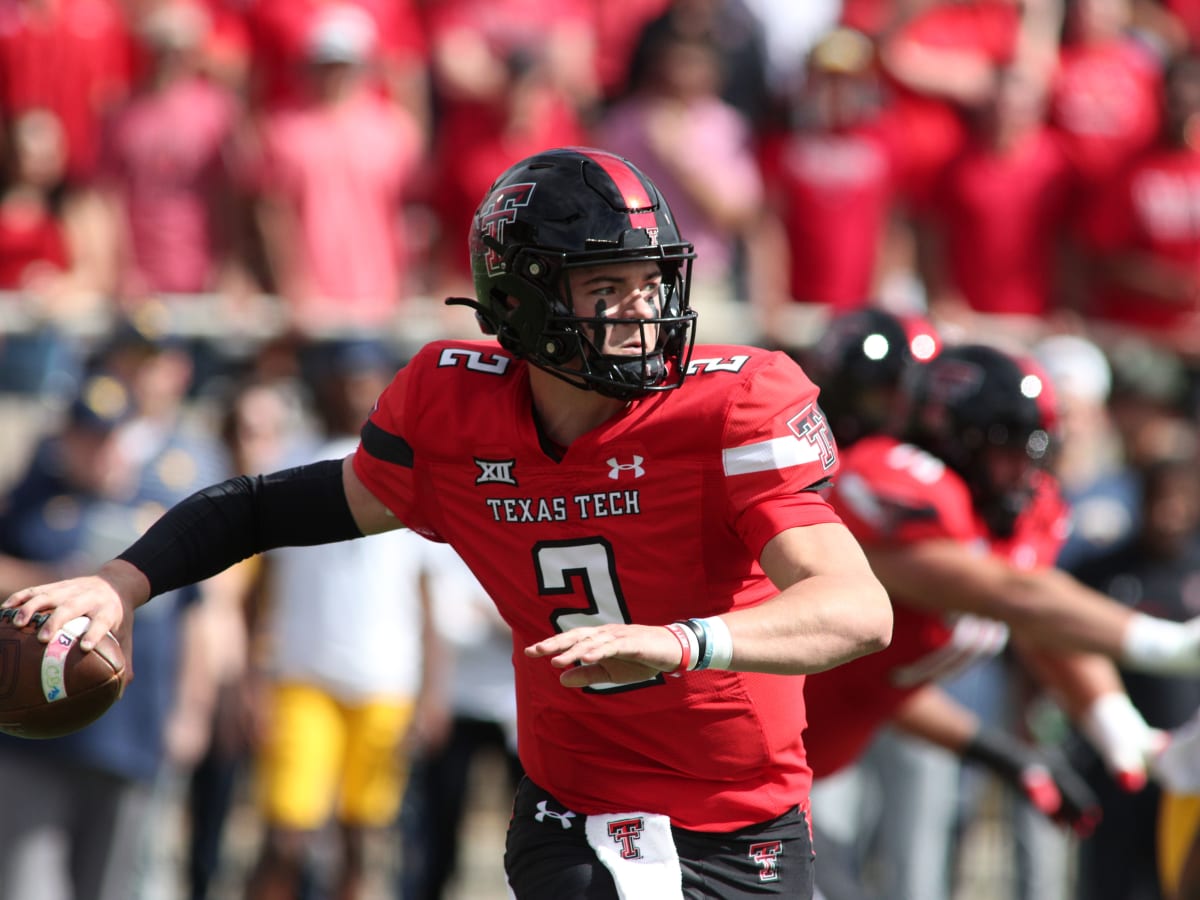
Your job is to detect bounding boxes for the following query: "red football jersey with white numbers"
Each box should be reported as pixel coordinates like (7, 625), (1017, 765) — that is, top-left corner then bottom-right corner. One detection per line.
(353, 340), (843, 830)
(804, 435), (1067, 778)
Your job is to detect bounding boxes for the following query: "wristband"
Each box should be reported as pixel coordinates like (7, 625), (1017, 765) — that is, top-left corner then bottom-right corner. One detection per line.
(664, 623), (694, 676)
(692, 616), (733, 670)
(1080, 692), (1155, 791)
(1120, 613), (1200, 675)
(677, 618), (707, 668)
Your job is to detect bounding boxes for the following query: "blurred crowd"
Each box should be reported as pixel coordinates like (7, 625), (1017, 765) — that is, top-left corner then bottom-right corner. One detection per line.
(4, 0), (1200, 898)
(4, 0), (1200, 385)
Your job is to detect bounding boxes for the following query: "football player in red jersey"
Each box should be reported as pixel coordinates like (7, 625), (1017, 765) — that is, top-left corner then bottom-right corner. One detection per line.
(802, 341), (1200, 893)
(802, 310), (1102, 813)
(1, 147), (892, 899)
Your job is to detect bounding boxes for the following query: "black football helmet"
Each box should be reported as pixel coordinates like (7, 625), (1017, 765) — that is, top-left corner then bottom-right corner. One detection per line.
(448, 147), (698, 400)
(901, 343), (1058, 537)
(804, 308), (940, 448)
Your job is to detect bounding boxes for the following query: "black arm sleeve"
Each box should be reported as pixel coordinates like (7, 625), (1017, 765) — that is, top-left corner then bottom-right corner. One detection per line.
(117, 458), (364, 598)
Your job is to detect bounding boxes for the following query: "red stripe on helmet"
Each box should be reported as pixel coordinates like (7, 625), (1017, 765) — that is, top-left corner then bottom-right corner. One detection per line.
(578, 148), (660, 230)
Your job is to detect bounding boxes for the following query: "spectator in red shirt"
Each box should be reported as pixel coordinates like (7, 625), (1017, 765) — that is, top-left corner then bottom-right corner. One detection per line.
(1078, 51), (1200, 359)
(877, 0), (1060, 210)
(0, 106), (114, 316)
(755, 27), (908, 351)
(251, 5), (426, 337)
(0, 0), (134, 184)
(1050, 0), (1165, 202)
(240, 0), (428, 127)
(96, 0), (244, 307)
(919, 61), (1076, 346)
(0, 111), (69, 293)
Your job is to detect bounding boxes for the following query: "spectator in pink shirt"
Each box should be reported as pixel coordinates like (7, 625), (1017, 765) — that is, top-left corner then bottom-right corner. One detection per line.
(599, 25), (764, 340)
(96, 0), (243, 306)
(589, 0), (672, 101)
(251, 5), (425, 337)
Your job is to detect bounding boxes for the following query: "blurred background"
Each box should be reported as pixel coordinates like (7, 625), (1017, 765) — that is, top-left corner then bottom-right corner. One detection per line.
(2, 1), (1200, 899)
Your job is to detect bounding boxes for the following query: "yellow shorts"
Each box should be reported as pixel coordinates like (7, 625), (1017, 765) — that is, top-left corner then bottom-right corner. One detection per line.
(256, 682), (415, 830)
(1159, 791), (1200, 898)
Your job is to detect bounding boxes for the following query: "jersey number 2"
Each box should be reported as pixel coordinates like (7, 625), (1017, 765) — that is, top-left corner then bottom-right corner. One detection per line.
(534, 538), (660, 693)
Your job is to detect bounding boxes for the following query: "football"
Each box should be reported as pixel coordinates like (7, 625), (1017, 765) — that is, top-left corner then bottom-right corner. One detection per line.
(0, 610), (125, 739)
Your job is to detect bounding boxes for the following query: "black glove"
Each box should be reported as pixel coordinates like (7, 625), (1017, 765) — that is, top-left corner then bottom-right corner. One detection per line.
(963, 726), (1103, 837)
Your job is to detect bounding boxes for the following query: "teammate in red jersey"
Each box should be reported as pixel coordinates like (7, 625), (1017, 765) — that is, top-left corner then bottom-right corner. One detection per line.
(803, 312), (1100, 826)
(1, 147), (892, 900)
(807, 340), (1200, 798)
(801, 333), (1200, 898)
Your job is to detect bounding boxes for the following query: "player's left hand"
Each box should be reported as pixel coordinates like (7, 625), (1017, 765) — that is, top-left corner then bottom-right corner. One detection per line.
(525, 624), (684, 687)
(1023, 750), (1104, 837)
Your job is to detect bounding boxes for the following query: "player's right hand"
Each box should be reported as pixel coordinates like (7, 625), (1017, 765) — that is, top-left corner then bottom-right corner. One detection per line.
(525, 623), (683, 687)
(0, 559), (149, 686)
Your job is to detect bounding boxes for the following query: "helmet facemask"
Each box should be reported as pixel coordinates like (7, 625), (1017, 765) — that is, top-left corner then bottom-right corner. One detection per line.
(959, 426), (1054, 538)
(473, 240), (697, 401)
(902, 345), (1056, 538)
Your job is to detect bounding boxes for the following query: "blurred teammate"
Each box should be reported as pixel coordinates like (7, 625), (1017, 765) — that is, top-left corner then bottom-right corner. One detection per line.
(3, 147), (892, 900)
(807, 340), (1200, 898)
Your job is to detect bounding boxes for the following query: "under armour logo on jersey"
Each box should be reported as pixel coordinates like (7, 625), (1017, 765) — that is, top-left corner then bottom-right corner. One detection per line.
(607, 817), (645, 859)
(534, 801), (576, 830)
(749, 840), (782, 882)
(607, 456), (645, 479)
(475, 458), (517, 486)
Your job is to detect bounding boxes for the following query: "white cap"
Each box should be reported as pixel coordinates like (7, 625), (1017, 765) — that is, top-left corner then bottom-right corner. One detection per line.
(1033, 334), (1112, 405)
(306, 4), (376, 65)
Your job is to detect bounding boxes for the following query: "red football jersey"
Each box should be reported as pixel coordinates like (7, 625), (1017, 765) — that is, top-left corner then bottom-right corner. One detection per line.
(353, 340), (843, 830)
(805, 435), (1067, 778)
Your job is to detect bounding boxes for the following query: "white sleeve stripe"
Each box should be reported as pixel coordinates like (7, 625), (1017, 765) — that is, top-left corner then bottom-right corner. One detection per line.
(723, 436), (820, 476)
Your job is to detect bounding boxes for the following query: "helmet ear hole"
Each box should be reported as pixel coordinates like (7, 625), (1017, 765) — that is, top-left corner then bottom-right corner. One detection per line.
(541, 335), (573, 364)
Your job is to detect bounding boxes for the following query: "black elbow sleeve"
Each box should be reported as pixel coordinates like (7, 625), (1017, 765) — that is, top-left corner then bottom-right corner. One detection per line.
(117, 458), (364, 598)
